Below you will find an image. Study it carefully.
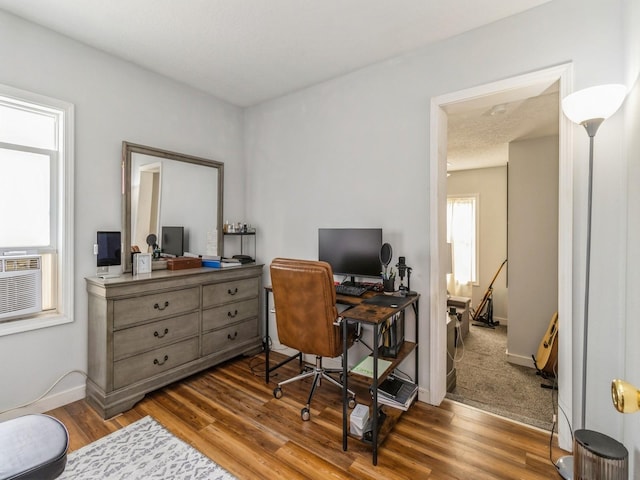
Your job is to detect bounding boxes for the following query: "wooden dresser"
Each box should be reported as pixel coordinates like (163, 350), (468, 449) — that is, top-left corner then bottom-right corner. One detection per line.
(85, 264), (263, 418)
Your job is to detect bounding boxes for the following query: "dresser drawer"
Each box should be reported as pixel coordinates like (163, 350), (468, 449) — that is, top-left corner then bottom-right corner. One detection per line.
(113, 312), (199, 361)
(113, 337), (199, 390)
(113, 287), (199, 329)
(203, 277), (259, 307)
(202, 318), (259, 356)
(202, 298), (258, 332)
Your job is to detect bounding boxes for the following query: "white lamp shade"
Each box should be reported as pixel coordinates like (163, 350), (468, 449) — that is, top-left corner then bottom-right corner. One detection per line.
(562, 84), (627, 124)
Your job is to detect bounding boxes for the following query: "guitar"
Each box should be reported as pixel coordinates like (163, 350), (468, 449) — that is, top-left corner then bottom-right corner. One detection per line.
(533, 312), (558, 375)
(471, 259), (507, 327)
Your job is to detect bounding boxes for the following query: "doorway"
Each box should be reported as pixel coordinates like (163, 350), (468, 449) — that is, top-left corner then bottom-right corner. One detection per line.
(427, 64), (574, 450)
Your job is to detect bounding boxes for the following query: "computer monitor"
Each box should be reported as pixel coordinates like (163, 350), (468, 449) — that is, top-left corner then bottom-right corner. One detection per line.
(161, 226), (184, 257)
(96, 231), (122, 267)
(318, 228), (382, 284)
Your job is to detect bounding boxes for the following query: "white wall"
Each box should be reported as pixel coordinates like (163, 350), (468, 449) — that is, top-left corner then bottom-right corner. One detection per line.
(1, 0), (637, 471)
(508, 136), (558, 366)
(623, 0), (640, 476)
(0, 10), (244, 418)
(245, 0), (628, 453)
(447, 167), (508, 324)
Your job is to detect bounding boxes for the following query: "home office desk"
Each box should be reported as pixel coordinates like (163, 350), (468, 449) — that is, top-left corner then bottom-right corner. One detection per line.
(263, 286), (419, 466)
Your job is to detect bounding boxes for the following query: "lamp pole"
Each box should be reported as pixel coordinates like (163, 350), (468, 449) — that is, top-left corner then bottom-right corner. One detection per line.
(556, 84), (627, 480)
(579, 117), (603, 430)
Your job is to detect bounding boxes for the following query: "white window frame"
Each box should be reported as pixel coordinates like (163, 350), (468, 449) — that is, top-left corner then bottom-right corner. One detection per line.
(446, 193), (479, 286)
(0, 84), (74, 336)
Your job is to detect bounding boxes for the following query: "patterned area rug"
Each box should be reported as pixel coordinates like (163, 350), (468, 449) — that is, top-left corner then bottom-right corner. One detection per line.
(59, 416), (236, 480)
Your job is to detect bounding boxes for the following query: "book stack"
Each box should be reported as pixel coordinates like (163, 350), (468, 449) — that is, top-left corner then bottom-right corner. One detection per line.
(375, 375), (418, 411)
(202, 257), (242, 268)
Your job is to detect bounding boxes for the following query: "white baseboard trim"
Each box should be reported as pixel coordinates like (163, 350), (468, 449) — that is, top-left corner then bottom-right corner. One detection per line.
(0, 384), (86, 422)
(494, 316), (507, 325)
(506, 351), (535, 369)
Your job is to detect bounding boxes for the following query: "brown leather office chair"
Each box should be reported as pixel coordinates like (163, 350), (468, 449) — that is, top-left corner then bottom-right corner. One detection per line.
(270, 258), (356, 421)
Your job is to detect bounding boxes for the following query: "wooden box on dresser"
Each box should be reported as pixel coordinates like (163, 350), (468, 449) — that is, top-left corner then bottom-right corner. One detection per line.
(85, 264), (263, 419)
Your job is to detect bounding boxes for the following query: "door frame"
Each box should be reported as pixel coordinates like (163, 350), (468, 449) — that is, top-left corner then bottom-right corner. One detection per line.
(428, 63), (574, 450)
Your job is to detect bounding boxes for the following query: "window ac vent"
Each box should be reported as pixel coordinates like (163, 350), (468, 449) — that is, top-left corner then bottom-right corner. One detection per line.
(0, 255), (42, 320)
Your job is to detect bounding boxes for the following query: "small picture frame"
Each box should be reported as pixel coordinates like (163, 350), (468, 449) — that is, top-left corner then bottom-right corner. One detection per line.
(134, 253), (153, 275)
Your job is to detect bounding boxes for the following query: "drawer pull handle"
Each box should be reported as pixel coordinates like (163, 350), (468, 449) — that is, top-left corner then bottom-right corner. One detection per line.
(227, 331), (238, 340)
(154, 301), (169, 311)
(228, 310), (238, 318)
(153, 355), (169, 366)
(154, 328), (169, 338)
(228, 287), (238, 296)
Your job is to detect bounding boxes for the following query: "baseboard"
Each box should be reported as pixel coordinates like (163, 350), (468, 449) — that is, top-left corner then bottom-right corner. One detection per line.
(0, 384), (86, 422)
(493, 316), (507, 325)
(506, 351), (535, 369)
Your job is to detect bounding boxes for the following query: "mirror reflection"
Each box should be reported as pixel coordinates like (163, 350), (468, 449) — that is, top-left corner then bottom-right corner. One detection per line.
(122, 142), (224, 272)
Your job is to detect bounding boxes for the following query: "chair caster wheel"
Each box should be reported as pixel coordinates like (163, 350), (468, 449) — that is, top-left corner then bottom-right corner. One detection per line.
(301, 407), (310, 421)
(273, 387), (283, 399)
(348, 396), (356, 409)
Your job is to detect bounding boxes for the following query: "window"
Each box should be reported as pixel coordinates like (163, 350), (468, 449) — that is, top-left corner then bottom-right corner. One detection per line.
(447, 194), (478, 285)
(0, 84), (74, 335)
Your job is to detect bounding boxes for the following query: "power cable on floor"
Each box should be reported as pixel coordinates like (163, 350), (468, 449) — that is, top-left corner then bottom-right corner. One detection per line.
(0, 369), (87, 416)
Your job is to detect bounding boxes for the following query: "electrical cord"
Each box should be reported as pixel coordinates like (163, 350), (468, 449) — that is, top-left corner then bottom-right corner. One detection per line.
(391, 367), (414, 384)
(548, 359), (573, 468)
(453, 319), (465, 362)
(0, 369), (87, 416)
(446, 314), (465, 377)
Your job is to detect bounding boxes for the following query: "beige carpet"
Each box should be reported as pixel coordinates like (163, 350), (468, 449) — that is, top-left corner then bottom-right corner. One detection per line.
(446, 324), (555, 431)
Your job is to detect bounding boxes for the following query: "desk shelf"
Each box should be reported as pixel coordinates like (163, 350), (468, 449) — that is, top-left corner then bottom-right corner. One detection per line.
(341, 294), (420, 466)
(349, 341), (417, 383)
(346, 383), (415, 447)
(347, 341), (417, 448)
(223, 230), (256, 260)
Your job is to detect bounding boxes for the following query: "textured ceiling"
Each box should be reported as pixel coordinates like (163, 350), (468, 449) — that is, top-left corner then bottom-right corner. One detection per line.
(447, 83), (560, 171)
(0, 0), (551, 107)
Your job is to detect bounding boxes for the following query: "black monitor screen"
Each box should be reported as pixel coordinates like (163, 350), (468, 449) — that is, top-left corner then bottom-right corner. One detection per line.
(318, 228), (382, 281)
(97, 231), (121, 267)
(162, 226), (184, 257)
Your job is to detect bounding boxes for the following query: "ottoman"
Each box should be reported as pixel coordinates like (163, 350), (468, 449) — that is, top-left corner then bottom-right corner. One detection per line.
(0, 414), (68, 480)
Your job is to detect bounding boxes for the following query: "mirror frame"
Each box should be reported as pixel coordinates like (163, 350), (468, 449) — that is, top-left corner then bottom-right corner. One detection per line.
(122, 141), (224, 273)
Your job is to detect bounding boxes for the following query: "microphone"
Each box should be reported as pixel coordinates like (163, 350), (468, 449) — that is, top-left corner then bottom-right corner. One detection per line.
(396, 256), (416, 296)
(397, 256), (407, 279)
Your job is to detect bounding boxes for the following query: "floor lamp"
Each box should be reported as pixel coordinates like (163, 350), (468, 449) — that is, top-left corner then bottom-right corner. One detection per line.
(556, 84), (627, 479)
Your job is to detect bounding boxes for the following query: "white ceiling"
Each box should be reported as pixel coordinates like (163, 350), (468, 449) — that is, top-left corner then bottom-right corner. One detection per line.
(0, 0), (558, 170)
(447, 82), (560, 171)
(0, 0), (551, 107)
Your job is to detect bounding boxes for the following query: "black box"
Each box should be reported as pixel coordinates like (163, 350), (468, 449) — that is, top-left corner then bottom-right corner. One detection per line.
(380, 314), (404, 358)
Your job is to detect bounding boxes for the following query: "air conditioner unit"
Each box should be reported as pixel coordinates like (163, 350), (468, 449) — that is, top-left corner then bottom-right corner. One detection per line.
(0, 255), (42, 320)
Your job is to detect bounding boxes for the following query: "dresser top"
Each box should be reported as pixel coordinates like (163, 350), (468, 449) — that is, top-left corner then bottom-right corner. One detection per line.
(86, 263), (264, 289)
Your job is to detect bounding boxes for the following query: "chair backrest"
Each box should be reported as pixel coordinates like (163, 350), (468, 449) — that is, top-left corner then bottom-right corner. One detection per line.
(270, 258), (344, 358)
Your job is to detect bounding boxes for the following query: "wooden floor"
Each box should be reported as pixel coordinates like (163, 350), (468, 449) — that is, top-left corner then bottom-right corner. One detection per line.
(47, 352), (568, 479)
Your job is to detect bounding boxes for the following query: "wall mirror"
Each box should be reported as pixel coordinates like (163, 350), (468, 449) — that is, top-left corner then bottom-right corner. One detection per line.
(122, 141), (224, 273)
